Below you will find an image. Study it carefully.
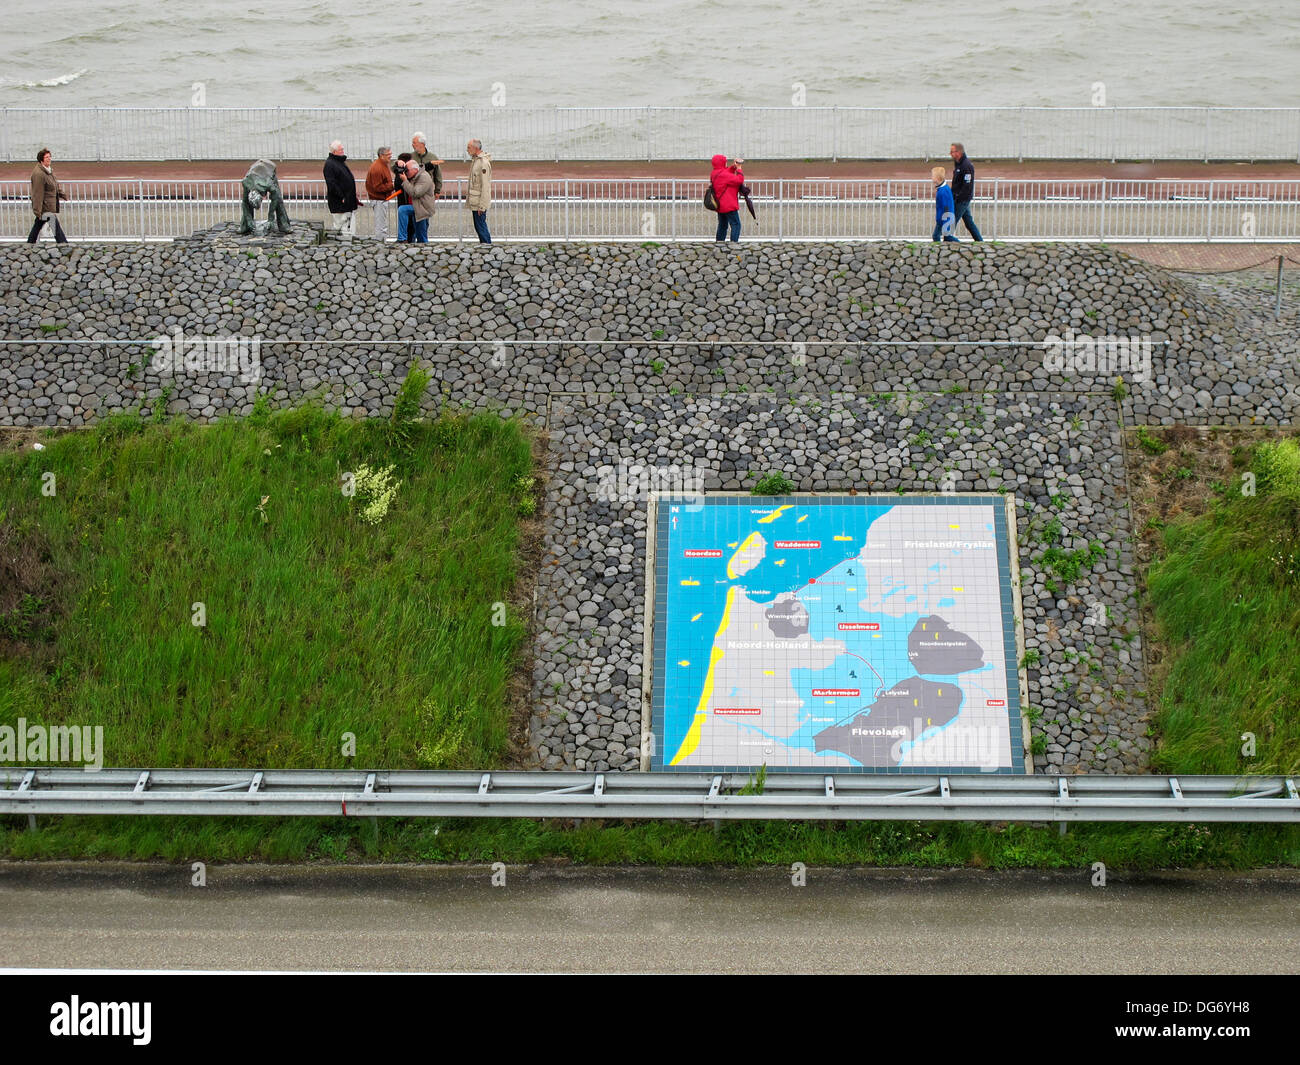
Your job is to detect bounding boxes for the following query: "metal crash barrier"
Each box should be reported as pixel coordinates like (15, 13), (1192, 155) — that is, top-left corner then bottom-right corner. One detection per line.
(3, 768), (1297, 823)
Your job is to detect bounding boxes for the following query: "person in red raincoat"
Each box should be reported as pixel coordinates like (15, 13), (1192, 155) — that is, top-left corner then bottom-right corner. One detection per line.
(710, 153), (745, 243)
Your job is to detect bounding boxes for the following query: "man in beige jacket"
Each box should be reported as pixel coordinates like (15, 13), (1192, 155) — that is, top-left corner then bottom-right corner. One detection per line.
(466, 138), (492, 244)
(28, 148), (68, 243)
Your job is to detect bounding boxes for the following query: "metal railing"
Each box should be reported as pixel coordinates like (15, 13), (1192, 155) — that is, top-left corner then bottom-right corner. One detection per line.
(4, 178), (1300, 243)
(3, 768), (1297, 822)
(3, 106), (1300, 162)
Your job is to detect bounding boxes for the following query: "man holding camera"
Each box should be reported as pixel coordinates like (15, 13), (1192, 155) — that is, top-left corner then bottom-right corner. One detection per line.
(397, 159), (436, 243)
(710, 153), (745, 243)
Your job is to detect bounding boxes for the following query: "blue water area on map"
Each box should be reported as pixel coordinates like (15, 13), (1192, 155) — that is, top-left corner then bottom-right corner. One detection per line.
(661, 500), (986, 763)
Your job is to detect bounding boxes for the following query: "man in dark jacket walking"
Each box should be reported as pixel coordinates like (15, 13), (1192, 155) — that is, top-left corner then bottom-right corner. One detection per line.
(323, 141), (360, 240)
(948, 142), (983, 241)
(28, 148), (68, 243)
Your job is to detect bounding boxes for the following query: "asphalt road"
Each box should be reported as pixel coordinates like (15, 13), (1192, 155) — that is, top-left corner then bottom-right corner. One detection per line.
(2, 863), (1297, 973)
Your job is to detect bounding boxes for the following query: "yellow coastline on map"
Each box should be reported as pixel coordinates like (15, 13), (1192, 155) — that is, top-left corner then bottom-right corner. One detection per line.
(669, 585), (739, 764)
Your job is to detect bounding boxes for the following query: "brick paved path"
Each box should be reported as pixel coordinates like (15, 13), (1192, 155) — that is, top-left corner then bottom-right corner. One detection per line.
(1114, 243), (1300, 271)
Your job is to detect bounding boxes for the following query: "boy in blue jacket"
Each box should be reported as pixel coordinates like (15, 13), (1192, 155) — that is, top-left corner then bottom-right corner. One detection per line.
(932, 166), (958, 242)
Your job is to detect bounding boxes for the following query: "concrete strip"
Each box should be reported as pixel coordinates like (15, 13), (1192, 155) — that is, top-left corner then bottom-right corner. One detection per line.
(0, 863), (1295, 973)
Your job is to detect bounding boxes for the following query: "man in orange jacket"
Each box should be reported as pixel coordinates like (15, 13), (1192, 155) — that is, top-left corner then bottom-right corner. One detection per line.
(365, 147), (396, 241)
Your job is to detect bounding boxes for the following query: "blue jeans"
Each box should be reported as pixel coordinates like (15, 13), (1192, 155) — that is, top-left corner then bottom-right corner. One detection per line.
(932, 214), (959, 242)
(953, 201), (983, 241)
(715, 210), (741, 242)
(472, 210), (491, 243)
(398, 206), (428, 243)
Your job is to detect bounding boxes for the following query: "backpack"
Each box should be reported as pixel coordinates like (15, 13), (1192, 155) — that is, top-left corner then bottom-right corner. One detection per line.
(703, 184), (719, 212)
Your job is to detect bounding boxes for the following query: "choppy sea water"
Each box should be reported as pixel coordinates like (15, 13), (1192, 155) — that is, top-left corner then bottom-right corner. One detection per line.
(1, 0), (1297, 108)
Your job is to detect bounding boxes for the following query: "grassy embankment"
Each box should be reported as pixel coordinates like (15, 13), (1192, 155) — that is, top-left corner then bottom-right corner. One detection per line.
(1143, 432), (1300, 776)
(0, 375), (536, 771)
(2, 408), (1297, 868)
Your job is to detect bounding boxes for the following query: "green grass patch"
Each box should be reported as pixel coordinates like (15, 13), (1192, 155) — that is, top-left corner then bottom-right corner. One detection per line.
(1146, 444), (1300, 775)
(1136, 427), (1169, 456)
(3, 815), (1295, 869)
(751, 472), (795, 496)
(0, 402), (535, 771)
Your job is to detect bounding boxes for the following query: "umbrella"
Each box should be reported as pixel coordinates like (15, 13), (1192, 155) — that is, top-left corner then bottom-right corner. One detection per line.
(738, 183), (759, 227)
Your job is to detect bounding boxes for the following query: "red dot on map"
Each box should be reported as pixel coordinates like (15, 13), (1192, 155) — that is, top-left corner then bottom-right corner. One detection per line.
(808, 578), (816, 584)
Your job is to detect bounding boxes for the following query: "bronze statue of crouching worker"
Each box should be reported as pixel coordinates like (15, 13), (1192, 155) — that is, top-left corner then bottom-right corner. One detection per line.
(238, 158), (290, 235)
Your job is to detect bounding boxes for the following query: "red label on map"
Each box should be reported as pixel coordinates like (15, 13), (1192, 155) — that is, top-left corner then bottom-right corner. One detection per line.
(812, 688), (861, 697)
(714, 707), (761, 715)
(684, 549), (723, 558)
(838, 622), (880, 631)
(774, 540), (821, 549)
(986, 699), (1006, 706)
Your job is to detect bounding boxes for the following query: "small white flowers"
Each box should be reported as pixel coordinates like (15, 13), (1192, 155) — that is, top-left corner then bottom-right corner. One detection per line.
(352, 463), (402, 525)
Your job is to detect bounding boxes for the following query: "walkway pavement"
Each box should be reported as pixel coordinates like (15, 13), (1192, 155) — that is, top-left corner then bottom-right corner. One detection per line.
(1114, 243), (1300, 271)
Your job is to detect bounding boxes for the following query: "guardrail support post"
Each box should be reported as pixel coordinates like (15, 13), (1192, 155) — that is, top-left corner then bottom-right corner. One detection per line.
(1099, 177), (1106, 241)
(778, 177), (784, 241)
(671, 176), (677, 242)
(646, 105), (652, 162)
(1206, 179), (1214, 242)
(554, 106), (560, 163)
(139, 179), (146, 243)
(832, 105), (838, 163)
